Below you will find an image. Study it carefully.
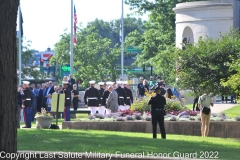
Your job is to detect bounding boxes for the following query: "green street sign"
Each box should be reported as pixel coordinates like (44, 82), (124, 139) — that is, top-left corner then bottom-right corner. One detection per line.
(126, 47), (141, 53)
(60, 65), (76, 77)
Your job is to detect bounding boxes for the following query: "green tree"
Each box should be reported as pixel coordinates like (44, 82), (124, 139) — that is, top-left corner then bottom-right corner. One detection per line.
(177, 29), (239, 95)
(53, 26), (121, 87)
(124, 0), (206, 82)
(18, 39), (46, 80)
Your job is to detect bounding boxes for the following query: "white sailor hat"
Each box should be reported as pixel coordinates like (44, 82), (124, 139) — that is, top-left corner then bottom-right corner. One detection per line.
(122, 81), (128, 84)
(106, 81), (114, 85)
(62, 81), (68, 85)
(22, 81), (30, 85)
(98, 82), (105, 85)
(89, 81), (96, 84)
(116, 81), (122, 84)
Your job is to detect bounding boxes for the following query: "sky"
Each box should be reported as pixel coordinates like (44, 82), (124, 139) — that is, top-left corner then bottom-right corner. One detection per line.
(17, 0), (149, 51)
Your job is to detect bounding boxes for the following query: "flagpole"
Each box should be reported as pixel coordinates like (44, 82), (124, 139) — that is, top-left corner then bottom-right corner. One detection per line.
(121, 0), (124, 80)
(18, 6), (22, 85)
(70, 0), (74, 75)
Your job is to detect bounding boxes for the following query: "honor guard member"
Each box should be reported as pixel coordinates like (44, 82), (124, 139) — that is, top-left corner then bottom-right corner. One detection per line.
(22, 81), (33, 128)
(103, 81), (114, 114)
(148, 87), (166, 139)
(98, 82), (105, 104)
(115, 81), (127, 111)
(84, 81), (100, 115)
(63, 81), (72, 121)
(98, 82), (106, 115)
(123, 81), (133, 110)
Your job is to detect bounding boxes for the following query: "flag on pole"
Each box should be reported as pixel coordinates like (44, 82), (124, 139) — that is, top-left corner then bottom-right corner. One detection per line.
(19, 7), (23, 37)
(119, 15), (123, 43)
(73, 5), (77, 45)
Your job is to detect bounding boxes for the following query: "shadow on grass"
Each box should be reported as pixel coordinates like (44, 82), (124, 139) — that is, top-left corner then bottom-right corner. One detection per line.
(17, 129), (240, 160)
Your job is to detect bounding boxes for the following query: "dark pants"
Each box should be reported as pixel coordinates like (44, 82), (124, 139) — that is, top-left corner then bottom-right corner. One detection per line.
(64, 106), (70, 121)
(17, 105), (21, 128)
(23, 107), (32, 128)
(73, 98), (78, 111)
(193, 97), (199, 111)
(222, 95), (227, 103)
(151, 110), (166, 139)
(32, 99), (37, 121)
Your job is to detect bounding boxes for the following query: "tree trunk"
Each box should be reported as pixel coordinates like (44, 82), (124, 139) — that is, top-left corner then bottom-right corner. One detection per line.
(0, 0), (19, 155)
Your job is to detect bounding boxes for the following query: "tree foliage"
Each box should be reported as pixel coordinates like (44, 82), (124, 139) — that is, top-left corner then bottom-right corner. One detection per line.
(177, 29), (240, 95)
(18, 39), (46, 81)
(53, 26), (121, 87)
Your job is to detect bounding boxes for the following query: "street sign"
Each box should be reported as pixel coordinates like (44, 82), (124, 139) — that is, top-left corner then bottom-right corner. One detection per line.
(60, 65), (76, 77)
(126, 47), (141, 53)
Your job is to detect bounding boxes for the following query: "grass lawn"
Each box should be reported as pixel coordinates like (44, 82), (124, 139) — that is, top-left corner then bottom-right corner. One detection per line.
(18, 129), (240, 160)
(224, 105), (240, 118)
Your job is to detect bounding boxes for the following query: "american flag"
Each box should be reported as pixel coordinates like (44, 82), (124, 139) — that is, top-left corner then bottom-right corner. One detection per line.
(73, 5), (77, 45)
(119, 16), (123, 43)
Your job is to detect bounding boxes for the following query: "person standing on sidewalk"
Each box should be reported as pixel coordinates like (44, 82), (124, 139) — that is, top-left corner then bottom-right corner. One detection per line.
(198, 93), (214, 137)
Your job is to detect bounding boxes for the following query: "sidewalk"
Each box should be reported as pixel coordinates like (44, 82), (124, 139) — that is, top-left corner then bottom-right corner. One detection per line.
(210, 102), (238, 113)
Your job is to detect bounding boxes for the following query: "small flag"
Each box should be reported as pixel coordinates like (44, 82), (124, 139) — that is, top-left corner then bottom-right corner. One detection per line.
(119, 16), (123, 43)
(73, 5), (77, 45)
(19, 7), (23, 37)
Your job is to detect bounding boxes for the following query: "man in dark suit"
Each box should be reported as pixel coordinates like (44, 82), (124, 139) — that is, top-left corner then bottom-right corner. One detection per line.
(68, 74), (76, 91)
(37, 83), (44, 112)
(148, 87), (166, 139)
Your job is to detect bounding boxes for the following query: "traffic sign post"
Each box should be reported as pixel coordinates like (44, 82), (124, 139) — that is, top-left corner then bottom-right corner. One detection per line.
(60, 65), (76, 77)
(126, 47), (141, 53)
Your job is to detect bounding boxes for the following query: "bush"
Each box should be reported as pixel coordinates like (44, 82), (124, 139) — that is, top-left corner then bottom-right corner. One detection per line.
(165, 98), (183, 111)
(126, 115), (135, 121)
(145, 116), (151, 121)
(131, 92), (154, 112)
(95, 114), (104, 119)
(169, 116), (177, 121)
(235, 116), (240, 121)
(116, 117), (125, 121)
(134, 113), (142, 120)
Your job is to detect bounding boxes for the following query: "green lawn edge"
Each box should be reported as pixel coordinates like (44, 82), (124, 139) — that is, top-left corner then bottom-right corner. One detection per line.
(18, 129), (240, 160)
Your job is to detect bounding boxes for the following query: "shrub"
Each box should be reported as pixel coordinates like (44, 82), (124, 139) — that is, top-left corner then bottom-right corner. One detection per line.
(189, 117), (196, 121)
(165, 98), (183, 111)
(211, 113), (218, 117)
(235, 116), (240, 121)
(116, 117), (125, 121)
(126, 115), (135, 121)
(95, 114), (105, 119)
(131, 92), (154, 112)
(134, 113), (142, 120)
(169, 116), (177, 121)
(88, 115), (95, 120)
(145, 116), (151, 121)
(219, 112), (227, 119)
(179, 111), (188, 118)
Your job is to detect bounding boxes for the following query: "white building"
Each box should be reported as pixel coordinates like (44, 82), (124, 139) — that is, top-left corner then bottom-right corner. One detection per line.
(173, 0), (240, 48)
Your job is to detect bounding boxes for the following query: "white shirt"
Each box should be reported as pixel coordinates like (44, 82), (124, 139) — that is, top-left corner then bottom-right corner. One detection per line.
(198, 94), (213, 109)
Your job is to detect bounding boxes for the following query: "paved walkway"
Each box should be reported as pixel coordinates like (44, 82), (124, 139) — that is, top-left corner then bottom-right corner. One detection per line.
(210, 102), (238, 113)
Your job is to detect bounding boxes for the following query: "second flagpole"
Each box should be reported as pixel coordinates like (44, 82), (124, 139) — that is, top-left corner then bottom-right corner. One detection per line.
(70, 0), (74, 75)
(121, 0), (124, 80)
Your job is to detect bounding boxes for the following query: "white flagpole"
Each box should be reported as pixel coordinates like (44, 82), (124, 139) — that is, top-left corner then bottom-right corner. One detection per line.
(70, 0), (74, 75)
(18, 6), (22, 85)
(121, 0), (124, 80)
